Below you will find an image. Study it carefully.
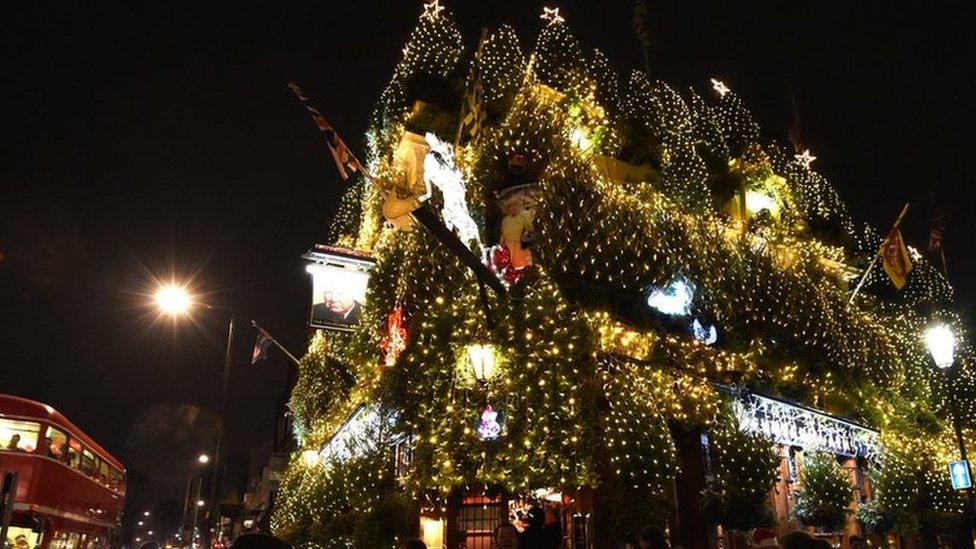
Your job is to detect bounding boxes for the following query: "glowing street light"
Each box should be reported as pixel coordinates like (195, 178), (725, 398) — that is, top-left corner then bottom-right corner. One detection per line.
(196, 499), (206, 507)
(143, 511), (151, 517)
(138, 521), (144, 526)
(155, 284), (193, 315)
(925, 323), (956, 369)
(197, 453), (210, 465)
(467, 344), (496, 382)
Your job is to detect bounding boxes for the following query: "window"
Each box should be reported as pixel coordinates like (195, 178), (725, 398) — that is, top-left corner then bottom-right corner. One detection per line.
(46, 426), (69, 461)
(98, 459), (109, 485)
(0, 418), (40, 452)
(67, 438), (83, 470)
(81, 448), (97, 477)
(110, 468), (125, 493)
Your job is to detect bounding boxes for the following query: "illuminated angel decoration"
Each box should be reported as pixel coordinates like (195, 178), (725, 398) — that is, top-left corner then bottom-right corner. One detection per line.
(422, 132), (482, 249)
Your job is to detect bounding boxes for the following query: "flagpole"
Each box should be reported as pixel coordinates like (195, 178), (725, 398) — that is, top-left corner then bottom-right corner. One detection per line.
(847, 203), (910, 306)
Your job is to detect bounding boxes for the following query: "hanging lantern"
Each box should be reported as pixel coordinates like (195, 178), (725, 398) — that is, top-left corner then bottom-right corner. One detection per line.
(466, 343), (496, 382)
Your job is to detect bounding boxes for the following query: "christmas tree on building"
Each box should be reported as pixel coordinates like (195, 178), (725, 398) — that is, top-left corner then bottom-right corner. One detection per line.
(273, 3), (974, 546)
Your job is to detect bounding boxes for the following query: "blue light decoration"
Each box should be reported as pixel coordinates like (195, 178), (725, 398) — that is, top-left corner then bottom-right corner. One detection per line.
(645, 276), (719, 345)
(950, 460), (973, 490)
(691, 318), (718, 345)
(645, 277), (695, 316)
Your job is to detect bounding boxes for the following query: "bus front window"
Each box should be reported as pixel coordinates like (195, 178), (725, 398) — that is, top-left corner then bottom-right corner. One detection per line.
(0, 419), (40, 453)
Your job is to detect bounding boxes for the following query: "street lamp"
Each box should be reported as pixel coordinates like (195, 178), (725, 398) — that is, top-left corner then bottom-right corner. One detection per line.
(467, 343), (496, 382)
(925, 324), (956, 369)
(196, 499), (205, 507)
(143, 511), (151, 517)
(155, 285), (193, 316)
(152, 282), (237, 549)
(925, 322), (975, 540)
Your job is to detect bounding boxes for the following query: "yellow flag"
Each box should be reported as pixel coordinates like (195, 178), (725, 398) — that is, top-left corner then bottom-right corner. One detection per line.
(881, 227), (912, 289)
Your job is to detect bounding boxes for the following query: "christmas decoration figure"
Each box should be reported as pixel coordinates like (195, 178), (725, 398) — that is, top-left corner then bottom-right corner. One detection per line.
(422, 132), (482, 248)
(382, 306), (408, 367)
(382, 131), (431, 228)
(477, 405), (502, 440)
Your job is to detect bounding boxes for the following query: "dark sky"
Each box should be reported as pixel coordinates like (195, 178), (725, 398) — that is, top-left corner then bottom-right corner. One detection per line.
(3, 0), (974, 535)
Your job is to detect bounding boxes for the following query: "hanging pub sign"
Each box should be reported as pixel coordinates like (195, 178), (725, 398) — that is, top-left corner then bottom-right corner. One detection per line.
(731, 390), (881, 459)
(304, 245), (375, 332)
(949, 460), (972, 490)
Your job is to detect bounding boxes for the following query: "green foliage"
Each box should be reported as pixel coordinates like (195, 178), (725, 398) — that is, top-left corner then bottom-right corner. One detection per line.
(533, 22), (586, 95)
(291, 333), (355, 443)
(701, 409), (780, 531)
(479, 24), (526, 121)
(792, 453), (854, 532)
(373, 8), (464, 127)
(273, 450), (415, 549)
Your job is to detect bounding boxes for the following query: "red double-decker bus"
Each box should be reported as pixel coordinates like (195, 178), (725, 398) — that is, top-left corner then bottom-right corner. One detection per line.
(1, 394), (125, 549)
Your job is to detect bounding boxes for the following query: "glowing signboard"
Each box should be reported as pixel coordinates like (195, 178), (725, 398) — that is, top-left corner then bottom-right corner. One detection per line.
(731, 391), (880, 459)
(305, 246), (375, 332)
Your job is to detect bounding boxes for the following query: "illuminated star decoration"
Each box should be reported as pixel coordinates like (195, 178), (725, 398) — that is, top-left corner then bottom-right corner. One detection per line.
(710, 78), (730, 98)
(795, 149), (817, 169)
(421, 0), (444, 21)
(382, 306), (408, 367)
(541, 6), (565, 26)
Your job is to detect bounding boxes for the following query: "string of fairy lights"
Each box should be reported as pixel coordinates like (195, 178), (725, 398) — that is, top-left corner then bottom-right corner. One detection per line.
(272, 2), (973, 545)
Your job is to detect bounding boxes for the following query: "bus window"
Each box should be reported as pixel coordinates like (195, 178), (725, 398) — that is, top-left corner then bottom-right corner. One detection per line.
(98, 459), (110, 485)
(46, 426), (69, 461)
(67, 438), (83, 470)
(110, 468), (125, 493)
(0, 418), (40, 453)
(81, 447), (97, 477)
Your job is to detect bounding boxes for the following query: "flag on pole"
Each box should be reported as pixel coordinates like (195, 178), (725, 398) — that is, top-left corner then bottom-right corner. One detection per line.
(287, 82), (363, 180)
(252, 326), (274, 365)
(459, 78), (485, 145)
(456, 32), (487, 148)
(881, 226), (912, 289)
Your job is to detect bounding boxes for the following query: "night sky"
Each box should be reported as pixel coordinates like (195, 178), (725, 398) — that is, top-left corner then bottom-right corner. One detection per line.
(3, 0), (974, 536)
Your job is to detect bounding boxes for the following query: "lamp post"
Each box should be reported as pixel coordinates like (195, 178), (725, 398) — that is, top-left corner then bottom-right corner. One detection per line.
(154, 284), (236, 548)
(466, 343), (495, 384)
(925, 323), (975, 538)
